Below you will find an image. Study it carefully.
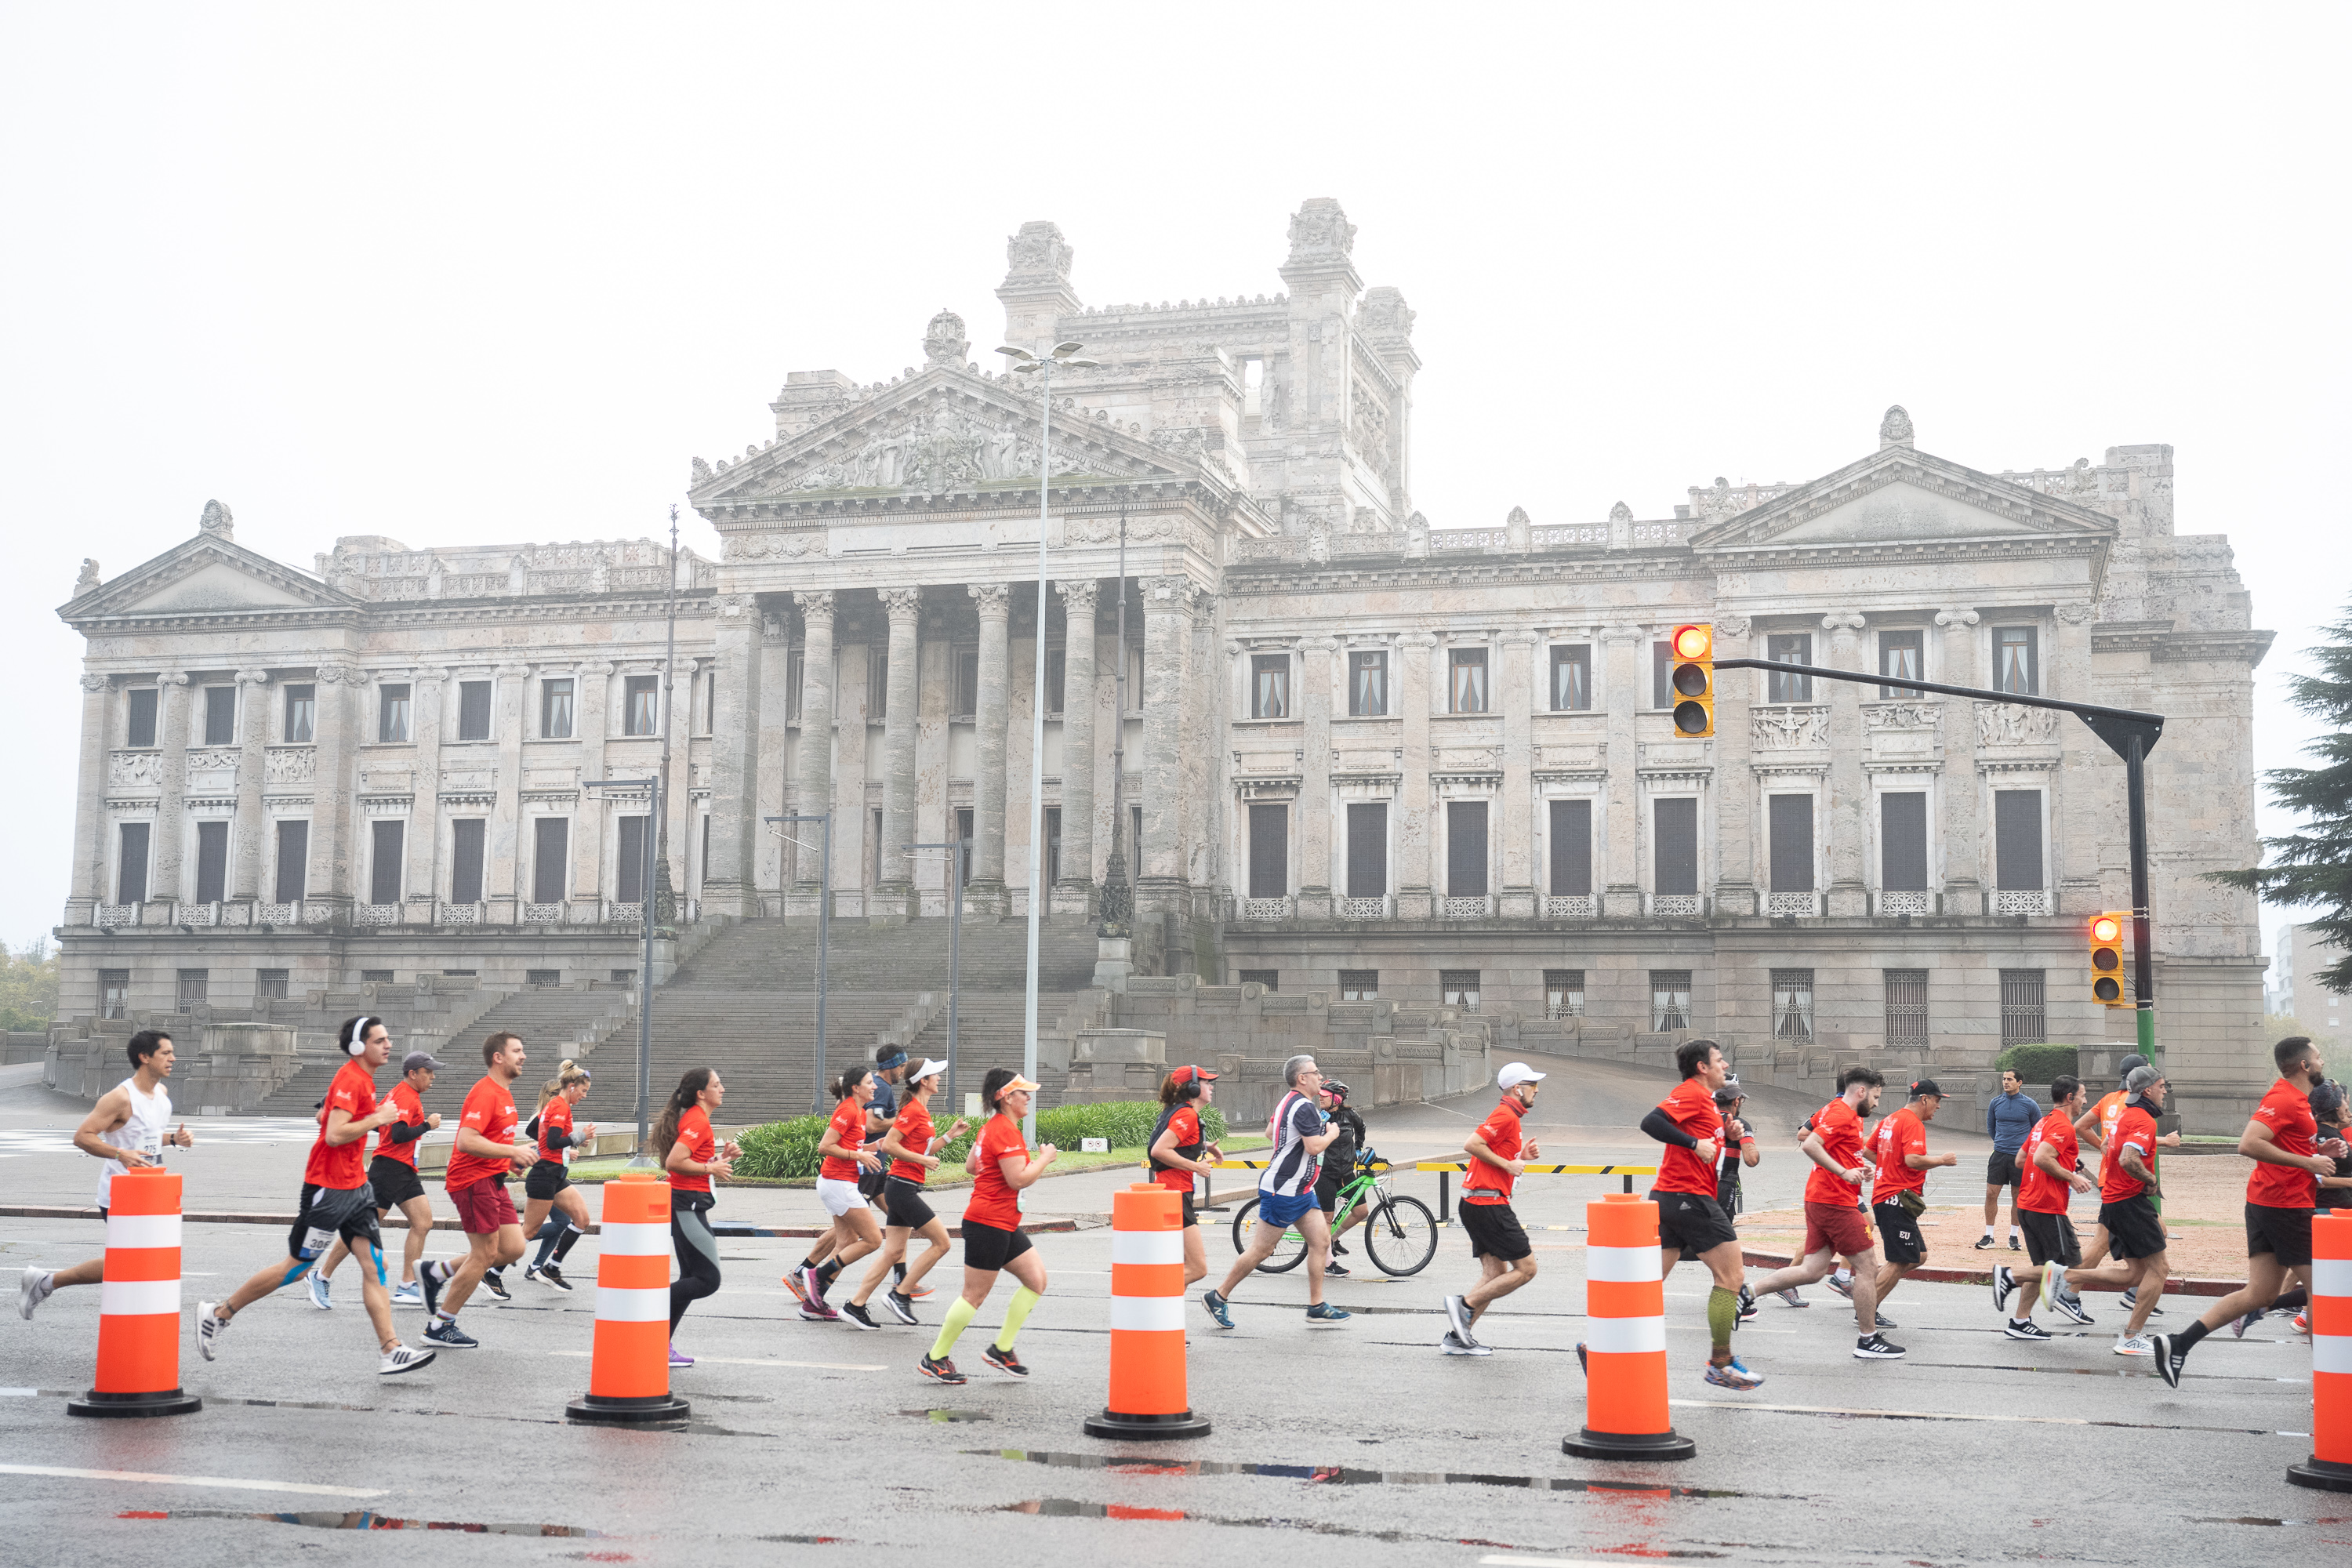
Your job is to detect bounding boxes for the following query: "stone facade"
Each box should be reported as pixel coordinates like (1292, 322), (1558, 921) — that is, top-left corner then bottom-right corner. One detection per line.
(52, 200), (2274, 1130)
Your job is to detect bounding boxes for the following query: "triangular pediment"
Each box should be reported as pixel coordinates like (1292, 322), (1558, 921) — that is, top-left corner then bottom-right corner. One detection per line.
(1688, 446), (2118, 552)
(62, 535), (354, 622)
(688, 367), (1195, 506)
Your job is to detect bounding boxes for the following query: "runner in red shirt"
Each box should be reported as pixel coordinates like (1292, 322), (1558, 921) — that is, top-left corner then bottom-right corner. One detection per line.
(2068, 1053), (2178, 1309)
(920, 1068), (1058, 1385)
(847, 1058), (970, 1328)
(2155, 1036), (2343, 1385)
(520, 1060), (597, 1291)
(1991, 1074), (2102, 1338)
(418, 1031), (539, 1348)
(1869, 1080), (1958, 1320)
(803, 1066), (887, 1325)
(1146, 1065), (1225, 1288)
(1439, 1062), (1544, 1356)
(314, 1049), (444, 1305)
(1634, 1038), (1762, 1389)
(658, 1068), (739, 1367)
(2096, 1065), (2173, 1355)
(197, 1015), (434, 1376)
(1742, 1066), (1902, 1358)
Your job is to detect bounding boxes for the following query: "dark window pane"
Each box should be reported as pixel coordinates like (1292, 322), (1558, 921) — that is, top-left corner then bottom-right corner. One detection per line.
(1994, 789), (2043, 889)
(1552, 644), (1592, 710)
(1878, 631), (1924, 699)
(1885, 969), (1929, 1044)
(274, 820), (308, 902)
(956, 808), (975, 887)
(1994, 628), (2038, 696)
(194, 819), (229, 903)
(127, 688), (158, 748)
(1045, 807), (1062, 885)
(624, 676), (659, 737)
(1446, 800), (1489, 896)
(1881, 792), (1929, 891)
(1346, 803), (1386, 897)
(458, 681), (492, 741)
(617, 815), (647, 903)
(1767, 633), (1813, 702)
(1348, 652), (1387, 716)
(1650, 970), (1693, 1030)
(1548, 798), (1591, 895)
(448, 818), (484, 905)
(1252, 655), (1290, 720)
(1653, 640), (1674, 709)
(541, 679), (575, 739)
(1248, 803), (1288, 898)
(1769, 794), (1814, 893)
(785, 651), (804, 724)
(282, 684), (314, 744)
(868, 649), (888, 721)
(953, 650), (978, 717)
(100, 970), (131, 1020)
(1338, 969), (1378, 1001)
(1544, 970), (1585, 1019)
(1653, 797), (1698, 895)
(1237, 968), (1278, 991)
(370, 820), (404, 904)
(1044, 649), (1065, 715)
(378, 684), (412, 742)
(532, 818), (569, 905)
(176, 969), (208, 1011)
(2000, 969), (2046, 1047)
(1450, 648), (1488, 713)
(1441, 970), (1482, 1010)
(117, 822), (150, 904)
(1772, 968), (1816, 1041)
(203, 687), (237, 746)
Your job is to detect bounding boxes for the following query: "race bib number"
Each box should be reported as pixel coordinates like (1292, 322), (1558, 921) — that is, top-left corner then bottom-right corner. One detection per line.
(299, 1226), (336, 1258)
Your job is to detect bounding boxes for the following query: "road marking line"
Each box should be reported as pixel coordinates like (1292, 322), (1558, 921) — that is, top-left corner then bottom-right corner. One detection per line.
(0, 1463), (386, 1497)
(1669, 1398), (2287, 1436)
(1479, 1556), (1620, 1567)
(546, 1351), (884, 1372)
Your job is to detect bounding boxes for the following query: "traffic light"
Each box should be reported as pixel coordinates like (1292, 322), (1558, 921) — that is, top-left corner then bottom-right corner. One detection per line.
(1669, 623), (1714, 737)
(2089, 911), (2129, 1006)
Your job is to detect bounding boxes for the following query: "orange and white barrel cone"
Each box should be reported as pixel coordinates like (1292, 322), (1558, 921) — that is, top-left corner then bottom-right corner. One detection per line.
(67, 1163), (199, 1418)
(1084, 1182), (1210, 1440)
(566, 1171), (689, 1426)
(1565, 1192), (1693, 1461)
(2289, 1208), (2352, 1490)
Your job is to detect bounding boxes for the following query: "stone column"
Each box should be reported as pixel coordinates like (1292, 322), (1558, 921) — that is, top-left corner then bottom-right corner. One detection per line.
(1497, 629), (1538, 916)
(875, 586), (922, 920)
(1601, 625), (1644, 916)
(151, 671), (192, 906)
(231, 668), (271, 906)
(67, 673), (110, 921)
(400, 669), (444, 911)
(1395, 632), (1436, 918)
(703, 596), (763, 917)
(969, 583), (1011, 909)
(2052, 601), (2101, 909)
(573, 662), (613, 904)
(1054, 579), (1099, 906)
(314, 661), (366, 910)
(1708, 616), (1758, 916)
(1935, 608), (1983, 913)
(1822, 610), (1870, 916)
(1184, 588), (1219, 904)
(793, 590), (837, 909)
(1138, 575), (1193, 903)
(488, 662), (529, 920)
(1298, 635), (1337, 917)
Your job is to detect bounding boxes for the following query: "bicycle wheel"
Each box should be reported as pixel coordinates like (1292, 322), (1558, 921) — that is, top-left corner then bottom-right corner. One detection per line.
(1362, 1193), (1439, 1278)
(1230, 1197), (1309, 1274)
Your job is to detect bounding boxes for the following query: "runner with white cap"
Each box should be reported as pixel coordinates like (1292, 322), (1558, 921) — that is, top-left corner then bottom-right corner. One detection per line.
(920, 1066), (1057, 1383)
(842, 1058), (967, 1330)
(1440, 1062), (1544, 1356)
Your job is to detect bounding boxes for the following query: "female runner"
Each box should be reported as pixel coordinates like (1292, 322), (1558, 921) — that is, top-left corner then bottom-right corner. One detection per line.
(1148, 1065), (1224, 1287)
(521, 1061), (597, 1290)
(656, 1068), (737, 1367)
(800, 1065), (885, 1321)
(920, 1067), (1057, 1384)
(844, 1058), (968, 1330)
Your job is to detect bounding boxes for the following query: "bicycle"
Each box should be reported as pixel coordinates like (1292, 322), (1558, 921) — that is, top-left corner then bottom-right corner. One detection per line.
(1229, 1149), (1439, 1277)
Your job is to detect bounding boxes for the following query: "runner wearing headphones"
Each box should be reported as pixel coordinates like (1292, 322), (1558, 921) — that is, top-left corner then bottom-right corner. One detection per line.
(1147, 1065), (1224, 1288)
(658, 1068), (738, 1367)
(521, 1061), (597, 1290)
(920, 1068), (1057, 1384)
(313, 1050), (442, 1308)
(844, 1058), (967, 1328)
(800, 1065), (887, 1322)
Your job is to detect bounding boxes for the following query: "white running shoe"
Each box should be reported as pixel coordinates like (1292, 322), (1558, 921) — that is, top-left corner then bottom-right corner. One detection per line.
(390, 1282), (423, 1307)
(197, 1301), (229, 1361)
(18, 1268), (54, 1321)
(1439, 1330), (1490, 1356)
(307, 1271), (334, 1310)
(378, 1343), (436, 1376)
(2114, 1334), (2154, 1356)
(1442, 1294), (1475, 1345)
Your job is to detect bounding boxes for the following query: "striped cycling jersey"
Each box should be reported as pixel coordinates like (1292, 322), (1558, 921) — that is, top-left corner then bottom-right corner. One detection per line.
(1258, 1091), (1327, 1199)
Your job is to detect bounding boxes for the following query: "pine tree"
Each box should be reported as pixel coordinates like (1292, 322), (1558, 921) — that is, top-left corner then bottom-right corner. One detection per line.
(2217, 604), (2352, 993)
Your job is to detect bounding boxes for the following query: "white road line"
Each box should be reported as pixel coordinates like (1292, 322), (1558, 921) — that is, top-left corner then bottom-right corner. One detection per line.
(546, 1351), (884, 1372)
(0, 1463), (386, 1497)
(1479, 1557), (1619, 1567)
(1669, 1397), (2292, 1432)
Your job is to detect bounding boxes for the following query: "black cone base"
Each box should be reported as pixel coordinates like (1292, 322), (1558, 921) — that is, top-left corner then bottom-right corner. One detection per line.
(2288, 1457), (2352, 1492)
(1564, 1426), (1696, 1461)
(1086, 1408), (1212, 1441)
(67, 1386), (201, 1419)
(567, 1393), (691, 1426)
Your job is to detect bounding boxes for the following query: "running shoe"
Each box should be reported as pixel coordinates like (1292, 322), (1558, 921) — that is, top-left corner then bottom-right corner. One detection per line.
(798, 1299), (840, 1323)
(1332, 1240), (1349, 1256)
(2009, 1235), (2022, 1250)
(2120, 1287), (2165, 1318)
(19, 1268), (54, 1321)
(1305, 1302), (1352, 1326)
(1773, 1288), (1809, 1308)
(1443, 1294), (1473, 1344)
(419, 1259), (445, 1318)
(1826, 1272), (1854, 1301)
(1973, 1235), (1997, 1250)
(1704, 1358), (1765, 1389)
(2233, 1308), (2263, 1338)
(1439, 1331), (1491, 1357)
(481, 1269), (511, 1302)
(1325, 1261), (1350, 1277)
(840, 1301), (880, 1331)
(1203, 1290), (1233, 1330)
(1736, 1284), (1758, 1323)
(1856, 1310), (1896, 1329)
(907, 1283), (935, 1299)
(983, 1344), (1029, 1378)
(307, 1271), (334, 1311)
(425, 1317), (478, 1348)
(800, 1264), (830, 1306)
(882, 1290), (920, 1327)
(1575, 1341), (1588, 1374)
(391, 1282), (423, 1308)
(196, 1301), (228, 1361)
(2113, 1334), (2153, 1356)
(1853, 1333), (1906, 1359)
(2004, 1319), (2054, 1342)
(2294, 1311), (2310, 1334)
(2051, 1290), (2096, 1327)
(918, 1353), (967, 1385)
(1992, 1265), (2016, 1315)
(378, 1343), (436, 1376)
(782, 1268), (811, 1306)
(539, 1263), (573, 1293)
(669, 1345), (695, 1368)
(2151, 1332), (2186, 1387)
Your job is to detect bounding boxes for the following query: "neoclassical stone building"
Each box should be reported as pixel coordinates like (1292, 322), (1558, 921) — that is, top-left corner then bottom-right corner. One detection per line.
(53, 199), (2274, 1127)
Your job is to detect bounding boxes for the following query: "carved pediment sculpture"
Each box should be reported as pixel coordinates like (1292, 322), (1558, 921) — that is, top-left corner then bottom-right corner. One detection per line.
(1976, 702), (2060, 746)
(1752, 706), (1830, 749)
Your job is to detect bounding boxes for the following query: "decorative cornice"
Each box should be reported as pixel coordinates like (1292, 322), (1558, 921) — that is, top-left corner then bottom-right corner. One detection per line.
(968, 583), (1009, 618)
(79, 673), (111, 693)
(1934, 608), (1980, 629)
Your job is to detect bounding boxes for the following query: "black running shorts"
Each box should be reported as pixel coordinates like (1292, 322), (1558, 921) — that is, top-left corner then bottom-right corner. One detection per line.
(1873, 1201), (1926, 1265)
(884, 1177), (937, 1231)
(961, 1218), (1032, 1272)
(1987, 1149), (2021, 1188)
(1459, 1199), (1533, 1262)
(290, 1181), (380, 1262)
(2020, 1209), (2080, 1269)
(2246, 1201), (2314, 1267)
(1652, 1189), (1740, 1259)
(2100, 1196), (2167, 1261)
(523, 1159), (572, 1202)
(366, 1156), (426, 1210)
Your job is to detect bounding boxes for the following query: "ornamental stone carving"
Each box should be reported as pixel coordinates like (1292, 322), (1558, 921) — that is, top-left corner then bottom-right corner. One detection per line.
(80, 673), (110, 693)
(1752, 706), (1831, 749)
(796, 588), (835, 620)
(878, 586), (923, 620)
(1879, 405), (1915, 448)
(2056, 602), (2093, 625)
(1820, 609), (1867, 634)
(1358, 285), (1415, 339)
(186, 748), (240, 771)
(1055, 579), (1098, 618)
(1976, 702), (2060, 746)
(316, 662), (364, 686)
(1285, 198), (1356, 263)
(109, 752), (162, 786)
(1715, 615), (1751, 638)
(1864, 702), (1940, 731)
(158, 670), (191, 688)
(968, 583), (1010, 618)
(1004, 220), (1074, 286)
(198, 499), (234, 539)
(1934, 607), (1980, 630)
(265, 748), (317, 784)
(921, 310), (968, 368)
(74, 559), (100, 596)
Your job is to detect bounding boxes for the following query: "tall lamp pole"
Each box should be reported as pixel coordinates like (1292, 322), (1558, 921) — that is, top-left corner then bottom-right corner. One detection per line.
(996, 339), (1098, 1142)
(582, 775), (659, 1167)
(766, 813), (833, 1111)
(655, 506), (681, 930)
(1099, 506), (1131, 939)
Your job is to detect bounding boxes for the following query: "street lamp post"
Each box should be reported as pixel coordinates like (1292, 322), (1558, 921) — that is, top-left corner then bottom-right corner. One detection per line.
(995, 339), (1098, 1142)
(582, 775), (660, 1167)
(655, 505), (681, 930)
(905, 840), (967, 1112)
(1099, 505), (1131, 939)
(765, 812), (833, 1112)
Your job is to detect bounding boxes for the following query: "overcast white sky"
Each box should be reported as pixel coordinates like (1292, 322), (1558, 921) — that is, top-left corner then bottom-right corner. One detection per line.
(2, 4), (2344, 967)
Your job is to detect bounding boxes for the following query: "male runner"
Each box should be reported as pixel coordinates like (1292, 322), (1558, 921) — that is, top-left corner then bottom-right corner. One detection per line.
(1637, 1038), (1762, 1388)
(2074, 1053), (2180, 1319)
(418, 1031), (539, 1347)
(1740, 1066), (1901, 1358)
(1992, 1074), (2100, 1338)
(1440, 1062), (1543, 1356)
(314, 1049), (442, 1308)
(1979, 1069), (2038, 1251)
(2154, 1036), (2343, 1385)
(1203, 1054), (1351, 1328)
(1871, 1080), (1958, 1317)
(2096, 1064), (2173, 1355)
(196, 1015), (433, 1374)
(19, 1029), (194, 1319)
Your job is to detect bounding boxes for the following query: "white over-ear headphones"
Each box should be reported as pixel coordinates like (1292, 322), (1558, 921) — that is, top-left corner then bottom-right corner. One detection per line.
(347, 1015), (379, 1058)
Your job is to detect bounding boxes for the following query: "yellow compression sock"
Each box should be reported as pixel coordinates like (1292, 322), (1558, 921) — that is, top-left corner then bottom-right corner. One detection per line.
(929, 1297), (978, 1361)
(993, 1287), (1042, 1351)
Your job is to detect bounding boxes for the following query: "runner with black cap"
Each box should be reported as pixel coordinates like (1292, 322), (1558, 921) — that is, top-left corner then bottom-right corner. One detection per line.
(313, 1048), (442, 1308)
(1635, 1037), (1762, 1389)
(1147, 1065), (1225, 1289)
(844, 1058), (967, 1328)
(1441, 1062), (1543, 1356)
(1715, 1076), (1760, 1221)
(1871, 1079), (1958, 1320)
(2097, 1062), (2173, 1356)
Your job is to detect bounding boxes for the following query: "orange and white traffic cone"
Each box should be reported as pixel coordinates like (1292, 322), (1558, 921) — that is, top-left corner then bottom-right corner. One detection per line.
(1565, 1192), (1693, 1461)
(565, 1171), (689, 1426)
(1084, 1183), (1210, 1440)
(2289, 1208), (2352, 1490)
(67, 1163), (200, 1418)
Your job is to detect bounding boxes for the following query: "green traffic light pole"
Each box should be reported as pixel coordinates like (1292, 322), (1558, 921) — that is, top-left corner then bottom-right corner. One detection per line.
(1704, 656), (2165, 1062)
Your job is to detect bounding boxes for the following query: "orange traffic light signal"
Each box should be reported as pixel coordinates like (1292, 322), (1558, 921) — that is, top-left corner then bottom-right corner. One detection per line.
(2089, 911), (2129, 1006)
(1670, 623), (1714, 737)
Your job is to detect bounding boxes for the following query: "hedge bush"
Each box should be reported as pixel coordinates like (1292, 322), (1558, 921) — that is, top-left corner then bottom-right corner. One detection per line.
(1994, 1043), (2079, 1088)
(728, 1099), (1227, 1181)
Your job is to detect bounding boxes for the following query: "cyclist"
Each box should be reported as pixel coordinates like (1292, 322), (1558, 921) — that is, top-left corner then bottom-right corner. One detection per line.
(1148, 1065), (1225, 1287)
(1315, 1080), (1370, 1275)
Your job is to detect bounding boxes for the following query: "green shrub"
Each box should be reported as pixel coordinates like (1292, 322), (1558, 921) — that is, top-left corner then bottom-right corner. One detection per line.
(731, 1112), (827, 1180)
(728, 1099), (1224, 1180)
(1994, 1044), (2079, 1089)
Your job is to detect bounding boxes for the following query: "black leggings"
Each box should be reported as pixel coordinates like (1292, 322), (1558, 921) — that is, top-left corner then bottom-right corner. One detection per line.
(670, 1193), (720, 1334)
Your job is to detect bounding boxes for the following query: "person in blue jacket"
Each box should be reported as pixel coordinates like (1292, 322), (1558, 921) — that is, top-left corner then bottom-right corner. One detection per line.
(1979, 1069), (2041, 1251)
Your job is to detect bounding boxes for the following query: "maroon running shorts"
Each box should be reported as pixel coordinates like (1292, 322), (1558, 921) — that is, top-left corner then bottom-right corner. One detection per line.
(449, 1177), (517, 1235)
(1803, 1199), (1872, 1258)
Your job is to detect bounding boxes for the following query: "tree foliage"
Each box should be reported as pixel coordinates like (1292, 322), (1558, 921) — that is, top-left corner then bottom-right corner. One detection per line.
(0, 939), (61, 1033)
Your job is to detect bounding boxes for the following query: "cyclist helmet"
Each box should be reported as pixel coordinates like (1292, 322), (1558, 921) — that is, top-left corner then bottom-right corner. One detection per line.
(1324, 1080), (1352, 1104)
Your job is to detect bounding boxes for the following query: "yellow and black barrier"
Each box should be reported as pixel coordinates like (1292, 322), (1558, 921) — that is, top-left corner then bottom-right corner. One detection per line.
(1150, 1156), (1661, 1221)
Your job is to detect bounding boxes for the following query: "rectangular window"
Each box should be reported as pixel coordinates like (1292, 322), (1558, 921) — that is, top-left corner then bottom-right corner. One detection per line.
(194, 819), (229, 903)
(1884, 968), (1929, 1045)
(532, 818), (569, 905)
(1044, 648), (1065, 716)
(203, 686), (237, 746)
(1348, 651), (1388, 716)
(1131, 806), (1143, 869)
(624, 675), (660, 736)
(256, 968), (289, 1001)
(956, 807), (975, 886)
(442, 969), (477, 977)
(100, 969), (130, 1021)
(526, 968), (561, 986)
(1045, 807), (1062, 885)
(1772, 968), (1816, 1041)
(456, 680), (492, 741)
(1338, 970), (1378, 1001)
(703, 668), (719, 733)
(868, 648), (888, 721)
(126, 688), (158, 749)
(282, 684), (315, 744)
(1999, 969), (2047, 1047)
(1768, 793), (1814, 894)
(1767, 633), (1813, 702)
(1551, 644), (1592, 711)
(1238, 969), (1278, 991)
(274, 819), (307, 902)
(1248, 802), (1288, 898)
(952, 648), (979, 718)
(617, 815), (648, 904)
(360, 969), (395, 985)
(872, 809), (884, 887)
(1346, 802), (1387, 898)
(1651, 969), (1693, 1031)
(786, 649), (804, 724)
(1251, 653), (1290, 720)
(1880, 792), (1929, 891)
(449, 819), (485, 904)
(1447, 800), (1490, 896)
(1653, 640), (1674, 710)
(700, 815), (711, 885)
(1548, 798), (1592, 895)
(541, 678), (575, 739)
(1878, 630), (1924, 699)
(1653, 797), (1698, 896)
(1994, 789), (2044, 890)
(1441, 970), (1482, 1011)
(1994, 627), (2039, 695)
(176, 969), (209, 1011)
(117, 822), (151, 904)
(370, 820), (404, 904)
(1449, 648), (1489, 713)
(377, 684), (412, 743)
(1544, 969), (1584, 1020)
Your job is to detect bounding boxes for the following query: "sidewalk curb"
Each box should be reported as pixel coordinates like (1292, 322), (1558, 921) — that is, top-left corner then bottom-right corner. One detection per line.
(1739, 1248), (2241, 1298)
(0, 1203), (1080, 1241)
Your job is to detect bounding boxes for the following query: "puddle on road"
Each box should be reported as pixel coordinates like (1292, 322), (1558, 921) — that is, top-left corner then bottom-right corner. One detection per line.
(902, 1407), (993, 1422)
(998, 1500), (1727, 1555)
(119, 1508), (608, 1537)
(969, 1448), (1771, 1498)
